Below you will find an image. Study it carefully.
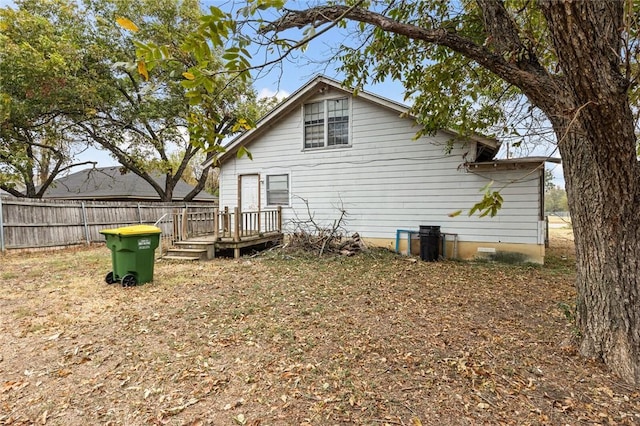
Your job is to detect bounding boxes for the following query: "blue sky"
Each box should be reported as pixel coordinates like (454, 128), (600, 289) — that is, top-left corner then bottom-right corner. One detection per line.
(1, 0), (564, 186)
(211, 1), (410, 104)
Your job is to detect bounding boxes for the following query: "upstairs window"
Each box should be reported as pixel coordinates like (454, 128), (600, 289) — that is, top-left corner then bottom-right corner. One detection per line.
(304, 98), (349, 149)
(304, 102), (325, 148)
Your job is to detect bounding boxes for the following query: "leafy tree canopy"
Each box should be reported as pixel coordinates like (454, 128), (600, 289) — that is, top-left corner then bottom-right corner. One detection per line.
(545, 185), (568, 214)
(1, 0), (276, 200)
(81, 0), (278, 201)
(0, 0), (98, 197)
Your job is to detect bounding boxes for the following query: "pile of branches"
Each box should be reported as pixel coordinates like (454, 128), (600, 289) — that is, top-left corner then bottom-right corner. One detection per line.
(289, 230), (367, 257)
(286, 196), (367, 257)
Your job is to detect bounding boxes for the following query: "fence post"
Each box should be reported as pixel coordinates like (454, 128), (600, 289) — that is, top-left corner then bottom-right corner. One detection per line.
(213, 207), (219, 241)
(0, 196), (5, 252)
(545, 215), (550, 248)
(137, 203), (142, 224)
(181, 206), (188, 240)
(258, 207), (262, 234)
(172, 209), (179, 241)
(233, 207), (240, 242)
(224, 206), (229, 237)
(277, 206), (282, 232)
(81, 202), (90, 245)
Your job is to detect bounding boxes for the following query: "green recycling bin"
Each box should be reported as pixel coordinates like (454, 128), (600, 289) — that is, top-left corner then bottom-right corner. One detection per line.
(100, 225), (162, 286)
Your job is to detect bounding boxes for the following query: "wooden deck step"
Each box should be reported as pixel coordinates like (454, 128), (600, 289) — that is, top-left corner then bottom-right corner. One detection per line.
(164, 247), (209, 261)
(170, 242), (216, 260)
(173, 241), (213, 250)
(162, 254), (201, 262)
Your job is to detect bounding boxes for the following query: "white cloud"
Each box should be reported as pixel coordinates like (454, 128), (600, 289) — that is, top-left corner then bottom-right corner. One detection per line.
(258, 87), (289, 101)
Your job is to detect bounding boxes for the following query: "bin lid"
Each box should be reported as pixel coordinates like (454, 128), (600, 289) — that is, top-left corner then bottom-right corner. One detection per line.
(99, 225), (162, 236)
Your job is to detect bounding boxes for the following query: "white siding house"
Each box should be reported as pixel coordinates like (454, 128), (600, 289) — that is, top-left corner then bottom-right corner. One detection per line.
(209, 75), (557, 263)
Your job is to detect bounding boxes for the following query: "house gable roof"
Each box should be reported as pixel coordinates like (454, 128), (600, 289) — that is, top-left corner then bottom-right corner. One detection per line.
(207, 75), (500, 167)
(42, 166), (216, 202)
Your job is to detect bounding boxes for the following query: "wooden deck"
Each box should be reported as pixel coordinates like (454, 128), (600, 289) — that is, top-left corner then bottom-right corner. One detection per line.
(180, 231), (283, 259)
(165, 206), (283, 260)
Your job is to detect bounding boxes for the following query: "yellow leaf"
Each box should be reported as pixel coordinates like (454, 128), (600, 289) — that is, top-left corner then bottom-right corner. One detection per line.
(411, 418), (423, 426)
(116, 17), (139, 32)
(238, 118), (251, 130)
(137, 61), (149, 81)
(182, 72), (195, 80)
(232, 118), (252, 132)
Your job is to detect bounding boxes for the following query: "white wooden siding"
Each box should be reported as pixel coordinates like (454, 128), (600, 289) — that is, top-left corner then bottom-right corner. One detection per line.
(219, 89), (541, 245)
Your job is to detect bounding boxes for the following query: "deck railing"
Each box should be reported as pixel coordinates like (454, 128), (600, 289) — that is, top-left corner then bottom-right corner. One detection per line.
(173, 208), (216, 241)
(215, 206), (283, 242)
(175, 206), (282, 242)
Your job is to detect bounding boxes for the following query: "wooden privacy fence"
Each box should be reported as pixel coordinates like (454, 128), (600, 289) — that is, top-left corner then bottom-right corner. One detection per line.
(0, 197), (216, 252)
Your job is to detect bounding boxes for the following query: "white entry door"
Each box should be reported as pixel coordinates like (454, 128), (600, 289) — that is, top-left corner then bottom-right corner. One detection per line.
(240, 174), (260, 212)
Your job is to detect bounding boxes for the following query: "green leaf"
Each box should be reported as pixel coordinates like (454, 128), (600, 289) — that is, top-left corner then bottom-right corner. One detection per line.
(180, 79), (200, 89)
(478, 180), (494, 194)
(202, 78), (214, 93)
(469, 189), (503, 218)
(237, 146), (253, 160)
(186, 93), (202, 105)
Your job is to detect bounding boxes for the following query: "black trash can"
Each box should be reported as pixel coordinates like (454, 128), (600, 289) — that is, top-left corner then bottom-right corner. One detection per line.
(419, 225), (441, 261)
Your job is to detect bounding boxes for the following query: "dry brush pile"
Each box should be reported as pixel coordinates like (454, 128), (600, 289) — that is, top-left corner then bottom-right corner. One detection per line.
(285, 197), (367, 257)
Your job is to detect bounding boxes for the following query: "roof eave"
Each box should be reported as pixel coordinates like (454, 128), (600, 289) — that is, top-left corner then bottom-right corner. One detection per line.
(467, 156), (561, 171)
(440, 128), (500, 150)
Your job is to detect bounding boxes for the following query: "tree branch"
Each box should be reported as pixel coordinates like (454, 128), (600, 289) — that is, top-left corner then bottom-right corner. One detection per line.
(182, 119), (233, 202)
(261, 4), (560, 109)
(75, 121), (168, 199)
(477, 0), (529, 59)
(0, 185), (27, 198)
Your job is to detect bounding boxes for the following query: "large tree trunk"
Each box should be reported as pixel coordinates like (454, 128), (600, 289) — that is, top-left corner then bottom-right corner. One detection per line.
(539, 0), (640, 383)
(554, 120), (640, 384)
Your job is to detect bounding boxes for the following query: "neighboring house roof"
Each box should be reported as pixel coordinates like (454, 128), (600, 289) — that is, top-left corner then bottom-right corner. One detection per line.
(42, 166), (216, 202)
(205, 74), (501, 168)
(1, 187), (23, 199)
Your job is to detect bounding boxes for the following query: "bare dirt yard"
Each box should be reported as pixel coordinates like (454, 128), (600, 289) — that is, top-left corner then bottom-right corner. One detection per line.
(1, 227), (638, 425)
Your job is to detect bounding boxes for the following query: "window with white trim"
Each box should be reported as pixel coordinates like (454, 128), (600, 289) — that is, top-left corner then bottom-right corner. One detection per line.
(304, 98), (349, 149)
(266, 174), (289, 206)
